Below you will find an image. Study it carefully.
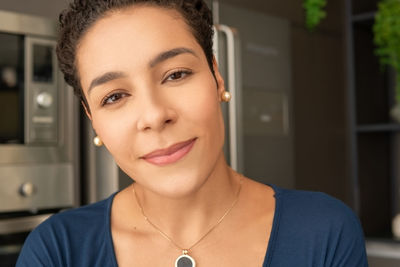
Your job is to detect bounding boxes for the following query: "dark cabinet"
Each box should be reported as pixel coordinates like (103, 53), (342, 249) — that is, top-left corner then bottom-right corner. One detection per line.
(346, 0), (400, 239)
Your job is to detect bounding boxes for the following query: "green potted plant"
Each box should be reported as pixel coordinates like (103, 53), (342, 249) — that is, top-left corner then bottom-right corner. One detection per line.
(373, 0), (400, 122)
(303, 0), (327, 31)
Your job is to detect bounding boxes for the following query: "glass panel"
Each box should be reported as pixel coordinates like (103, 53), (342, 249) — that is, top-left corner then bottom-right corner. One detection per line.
(0, 33), (24, 144)
(33, 44), (53, 83)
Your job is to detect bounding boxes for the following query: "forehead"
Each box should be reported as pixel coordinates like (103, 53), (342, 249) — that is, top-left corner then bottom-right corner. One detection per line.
(77, 5), (198, 55)
(76, 5), (202, 87)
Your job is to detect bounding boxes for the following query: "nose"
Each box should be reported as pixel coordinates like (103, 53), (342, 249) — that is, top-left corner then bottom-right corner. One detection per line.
(136, 91), (177, 132)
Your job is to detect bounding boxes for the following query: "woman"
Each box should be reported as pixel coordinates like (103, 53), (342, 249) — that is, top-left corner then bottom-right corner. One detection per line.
(17, 0), (368, 266)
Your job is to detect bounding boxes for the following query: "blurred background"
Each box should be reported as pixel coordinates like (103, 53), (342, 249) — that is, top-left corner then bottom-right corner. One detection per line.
(0, 0), (399, 266)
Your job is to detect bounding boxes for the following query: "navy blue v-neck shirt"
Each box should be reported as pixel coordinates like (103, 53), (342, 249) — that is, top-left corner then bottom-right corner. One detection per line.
(16, 185), (368, 266)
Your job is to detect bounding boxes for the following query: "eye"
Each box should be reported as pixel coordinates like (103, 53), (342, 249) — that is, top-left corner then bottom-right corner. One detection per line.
(163, 69), (192, 83)
(101, 92), (128, 106)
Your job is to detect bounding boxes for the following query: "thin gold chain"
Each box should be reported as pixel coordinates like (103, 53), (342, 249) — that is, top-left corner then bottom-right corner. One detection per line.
(131, 177), (243, 253)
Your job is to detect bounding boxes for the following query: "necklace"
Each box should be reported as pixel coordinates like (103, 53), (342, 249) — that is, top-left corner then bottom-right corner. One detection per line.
(131, 177), (242, 267)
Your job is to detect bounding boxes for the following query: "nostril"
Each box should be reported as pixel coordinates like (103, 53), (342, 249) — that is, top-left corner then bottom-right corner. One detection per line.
(165, 119), (172, 124)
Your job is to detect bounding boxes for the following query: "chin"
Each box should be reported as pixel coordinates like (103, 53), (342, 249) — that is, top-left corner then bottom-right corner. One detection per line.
(121, 139), (223, 198)
(156, 172), (208, 199)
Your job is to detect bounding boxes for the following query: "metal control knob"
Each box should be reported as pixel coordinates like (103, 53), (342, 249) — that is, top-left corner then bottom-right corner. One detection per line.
(36, 92), (53, 108)
(19, 182), (36, 197)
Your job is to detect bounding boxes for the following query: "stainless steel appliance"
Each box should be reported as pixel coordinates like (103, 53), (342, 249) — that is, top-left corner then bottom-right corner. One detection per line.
(0, 10), (79, 266)
(212, 0), (294, 188)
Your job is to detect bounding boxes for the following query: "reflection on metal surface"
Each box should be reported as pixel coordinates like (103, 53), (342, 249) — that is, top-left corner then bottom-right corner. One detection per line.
(0, 244), (22, 255)
(0, 214), (51, 234)
(0, 164), (74, 212)
(19, 182), (36, 197)
(246, 42), (279, 57)
(367, 240), (400, 259)
(215, 24), (240, 171)
(243, 90), (289, 136)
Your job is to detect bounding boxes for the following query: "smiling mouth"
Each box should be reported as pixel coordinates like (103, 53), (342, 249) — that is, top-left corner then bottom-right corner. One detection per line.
(141, 138), (197, 166)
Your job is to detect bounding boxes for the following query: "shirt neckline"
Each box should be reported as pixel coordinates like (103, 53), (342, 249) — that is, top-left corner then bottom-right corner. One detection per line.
(105, 184), (282, 267)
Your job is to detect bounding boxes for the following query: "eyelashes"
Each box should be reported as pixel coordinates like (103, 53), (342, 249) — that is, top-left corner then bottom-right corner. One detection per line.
(101, 91), (129, 106)
(100, 69), (193, 107)
(162, 69), (193, 83)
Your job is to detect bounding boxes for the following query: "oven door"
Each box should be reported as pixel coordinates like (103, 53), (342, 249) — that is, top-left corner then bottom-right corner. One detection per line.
(0, 32), (25, 144)
(0, 32), (58, 145)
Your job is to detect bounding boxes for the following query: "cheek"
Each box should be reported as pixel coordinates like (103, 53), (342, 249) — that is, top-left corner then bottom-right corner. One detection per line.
(91, 112), (134, 155)
(182, 83), (224, 141)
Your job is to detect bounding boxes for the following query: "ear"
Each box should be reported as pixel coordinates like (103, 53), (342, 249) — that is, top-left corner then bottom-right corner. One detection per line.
(82, 101), (92, 121)
(212, 57), (226, 101)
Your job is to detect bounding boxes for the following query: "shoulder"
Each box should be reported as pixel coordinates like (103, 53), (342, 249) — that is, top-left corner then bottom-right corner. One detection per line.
(267, 185), (368, 266)
(37, 194), (112, 234)
(272, 185), (364, 241)
(16, 194), (116, 267)
(273, 186), (357, 225)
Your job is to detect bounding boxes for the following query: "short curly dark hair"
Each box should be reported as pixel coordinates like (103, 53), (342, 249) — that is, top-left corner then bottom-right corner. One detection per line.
(56, 0), (215, 111)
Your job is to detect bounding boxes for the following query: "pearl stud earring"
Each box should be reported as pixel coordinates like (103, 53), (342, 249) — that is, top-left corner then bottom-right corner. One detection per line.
(221, 91), (231, 102)
(93, 136), (103, 147)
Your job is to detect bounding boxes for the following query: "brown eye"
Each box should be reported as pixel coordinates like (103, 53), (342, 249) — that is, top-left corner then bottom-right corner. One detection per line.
(101, 92), (128, 106)
(164, 69), (192, 83)
(170, 72), (183, 80)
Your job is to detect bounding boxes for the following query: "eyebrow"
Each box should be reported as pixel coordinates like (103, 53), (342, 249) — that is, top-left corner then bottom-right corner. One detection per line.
(87, 47), (198, 94)
(87, 71), (126, 95)
(149, 47), (198, 68)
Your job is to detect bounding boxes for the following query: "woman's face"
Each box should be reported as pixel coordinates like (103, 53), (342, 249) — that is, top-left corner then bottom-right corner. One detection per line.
(77, 5), (226, 197)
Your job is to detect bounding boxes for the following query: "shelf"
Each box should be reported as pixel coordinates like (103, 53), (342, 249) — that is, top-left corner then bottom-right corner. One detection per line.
(348, 0), (398, 241)
(366, 239), (400, 259)
(357, 123), (400, 133)
(352, 12), (376, 23)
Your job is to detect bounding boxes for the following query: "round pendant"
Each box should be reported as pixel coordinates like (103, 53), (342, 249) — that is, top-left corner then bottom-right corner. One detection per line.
(175, 254), (196, 267)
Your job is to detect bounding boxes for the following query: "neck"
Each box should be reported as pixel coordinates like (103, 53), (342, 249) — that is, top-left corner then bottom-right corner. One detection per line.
(132, 157), (242, 249)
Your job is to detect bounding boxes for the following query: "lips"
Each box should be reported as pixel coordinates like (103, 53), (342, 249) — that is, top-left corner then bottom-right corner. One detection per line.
(141, 138), (197, 166)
